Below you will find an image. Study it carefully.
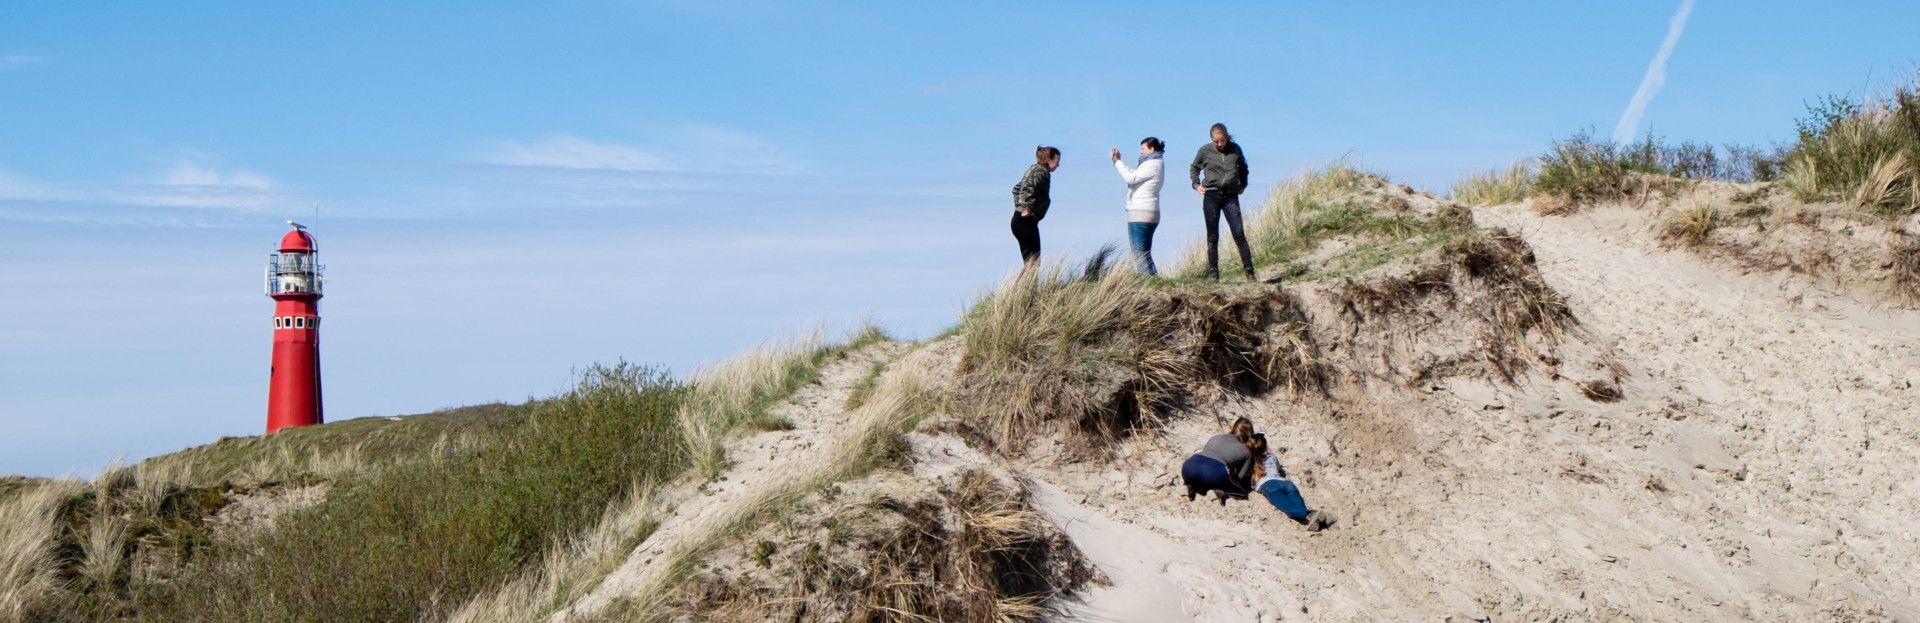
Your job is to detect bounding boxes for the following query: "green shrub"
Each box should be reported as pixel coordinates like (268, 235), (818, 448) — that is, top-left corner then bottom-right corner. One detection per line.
(138, 363), (689, 623)
(1530, 132), (1786, 214)
(1780, 84), (1920, 217)
(1532, 132), (1668, 210)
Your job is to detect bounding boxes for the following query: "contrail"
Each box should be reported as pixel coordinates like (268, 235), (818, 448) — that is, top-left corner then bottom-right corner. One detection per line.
(1613, 0), (1695, 145)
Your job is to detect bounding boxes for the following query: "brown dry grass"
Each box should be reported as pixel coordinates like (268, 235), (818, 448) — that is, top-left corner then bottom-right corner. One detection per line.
(0, 480), (80, 622)
(1452, 162), (1535, 206)
(1893, 238), (1920, 304)
(1658, 196), (1723, 248)
(668, 469), (1099, 623)
(952, 259), (1328, 457)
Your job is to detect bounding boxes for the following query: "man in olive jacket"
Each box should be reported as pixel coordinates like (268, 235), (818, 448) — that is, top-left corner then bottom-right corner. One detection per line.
(1190, 123), (1255, 280)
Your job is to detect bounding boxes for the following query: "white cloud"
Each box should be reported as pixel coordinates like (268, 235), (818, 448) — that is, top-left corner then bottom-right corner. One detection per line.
(163, 162), (274, 190)
(483, 135), (675, 172)
(0, 54), (43, 70)
(1613, 0), (1695, 145)
(0, 157), (280, 218)
(672, 125), (808, 176)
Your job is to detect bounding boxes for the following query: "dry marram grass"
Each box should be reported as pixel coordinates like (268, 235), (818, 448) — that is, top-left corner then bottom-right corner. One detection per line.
(0, 481), (79, 622)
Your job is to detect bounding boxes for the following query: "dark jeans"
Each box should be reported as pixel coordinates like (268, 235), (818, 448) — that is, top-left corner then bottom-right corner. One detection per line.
(1257, 478), (1312, 523)
(1181, 454), (1248, 498)
(1203, 191), (1255, 278)
(1127, 221), (1158, 276)
(1010, 211), (1041, 263)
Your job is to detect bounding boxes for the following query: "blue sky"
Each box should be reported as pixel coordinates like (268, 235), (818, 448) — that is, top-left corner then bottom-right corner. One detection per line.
(3, 1), (1916, 476)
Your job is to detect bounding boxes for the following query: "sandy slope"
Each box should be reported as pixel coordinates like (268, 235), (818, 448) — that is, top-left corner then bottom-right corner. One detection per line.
(1026, 203), (1920, 621)
(554, 340), (915, 621)
(559, 200), (1918, 621)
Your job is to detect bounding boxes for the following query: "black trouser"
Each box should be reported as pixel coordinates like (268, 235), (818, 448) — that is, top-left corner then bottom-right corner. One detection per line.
(1203, 191), (1255, 278)
(1010, 211), (1041, 263)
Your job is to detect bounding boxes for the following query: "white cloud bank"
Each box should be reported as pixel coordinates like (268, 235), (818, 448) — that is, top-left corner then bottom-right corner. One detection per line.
(482, 135), (675, 172)
(1613, 0), (1696, 145)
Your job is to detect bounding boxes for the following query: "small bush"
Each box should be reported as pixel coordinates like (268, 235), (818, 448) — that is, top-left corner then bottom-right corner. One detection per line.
(1532, 132), (1668, 211)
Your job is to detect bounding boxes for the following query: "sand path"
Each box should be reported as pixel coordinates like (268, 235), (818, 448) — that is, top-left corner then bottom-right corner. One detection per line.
(553, 340), (914, 621)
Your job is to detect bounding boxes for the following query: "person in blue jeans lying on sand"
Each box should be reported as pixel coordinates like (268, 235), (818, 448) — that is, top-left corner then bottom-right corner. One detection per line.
(1181, 417), (1258, 505)
(1248, 433), (1335, 531)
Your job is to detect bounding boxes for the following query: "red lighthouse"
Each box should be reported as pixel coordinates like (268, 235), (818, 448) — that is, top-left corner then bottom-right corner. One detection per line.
(265, 222), (324, 433)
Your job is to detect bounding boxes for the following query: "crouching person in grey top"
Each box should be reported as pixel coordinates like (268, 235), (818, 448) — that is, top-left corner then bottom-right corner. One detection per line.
(1190, 123), (1255, 280)
(1011, 146), (1061, 264)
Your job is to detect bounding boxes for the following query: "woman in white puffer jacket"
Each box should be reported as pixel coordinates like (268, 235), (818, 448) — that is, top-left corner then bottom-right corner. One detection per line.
(1111, 137), (1165, 275)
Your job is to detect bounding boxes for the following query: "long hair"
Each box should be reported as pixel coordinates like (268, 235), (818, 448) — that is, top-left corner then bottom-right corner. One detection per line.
(1209, 123), (1231, 142)
(1229, 417), (1255, 445)
(1035, 145), (1060, 164)
(1248, 433), (1270, 481)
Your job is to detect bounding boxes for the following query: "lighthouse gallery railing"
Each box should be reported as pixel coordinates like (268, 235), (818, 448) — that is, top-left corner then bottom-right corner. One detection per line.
(265, 255), (326, 295)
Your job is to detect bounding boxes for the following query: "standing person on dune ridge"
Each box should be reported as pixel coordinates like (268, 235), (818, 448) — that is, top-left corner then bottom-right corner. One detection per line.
(1010, 146), (1061, 264)
(1111, 137), (1166, 276)
(1190, 122), (1255, 281)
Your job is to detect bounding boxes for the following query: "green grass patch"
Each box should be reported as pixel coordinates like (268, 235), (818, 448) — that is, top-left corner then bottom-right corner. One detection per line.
(1293, 228), (1482, 283)
(843, 360), (888, 410)
(136, 402), (520, 488)
(135, 363), (688, 623)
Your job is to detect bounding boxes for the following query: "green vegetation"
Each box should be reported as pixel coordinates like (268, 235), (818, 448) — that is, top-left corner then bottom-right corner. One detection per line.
(951, 162), (1498, 454)
(1174, 162), (1406, 276)
(0, 324), (889, 623)
(1524, 131), (1784, 213)
(137, 362), (687, 623)
(843, 359), (888, 410)
(1780, 87), (1920, 216)
(1521, 73), (1920, 221)
(136, 402), (519, 489)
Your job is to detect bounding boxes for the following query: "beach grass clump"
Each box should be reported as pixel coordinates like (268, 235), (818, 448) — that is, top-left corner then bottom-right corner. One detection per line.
(1659, 195), (1724, 248)
(1779, 85), (1920, 217)
(1452, 162), (1535, 206)
(664, 468), (1098, 623)
(0, 481), (82, 622)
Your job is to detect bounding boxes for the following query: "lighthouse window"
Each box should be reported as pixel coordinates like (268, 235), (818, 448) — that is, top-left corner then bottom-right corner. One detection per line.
(296, 317), (307, 329)
(273, 317), (281, 329)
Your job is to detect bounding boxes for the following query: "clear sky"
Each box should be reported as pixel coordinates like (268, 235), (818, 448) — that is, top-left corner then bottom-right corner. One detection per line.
(3, 1), (1916, 476)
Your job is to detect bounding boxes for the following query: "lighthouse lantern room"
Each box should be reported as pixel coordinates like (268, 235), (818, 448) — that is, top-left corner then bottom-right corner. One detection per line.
(265, 222), (325, 433)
